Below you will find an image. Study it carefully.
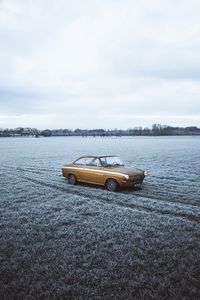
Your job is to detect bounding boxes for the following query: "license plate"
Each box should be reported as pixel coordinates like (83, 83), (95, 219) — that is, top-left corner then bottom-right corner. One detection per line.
(134, 183), (141, 187)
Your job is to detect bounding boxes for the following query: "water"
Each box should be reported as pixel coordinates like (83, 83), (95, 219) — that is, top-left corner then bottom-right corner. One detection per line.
(1, 136), (200, 298)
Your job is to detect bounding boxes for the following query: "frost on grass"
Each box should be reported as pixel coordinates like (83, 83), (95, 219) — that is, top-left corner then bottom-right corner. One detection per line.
(0, 137), (200, 299)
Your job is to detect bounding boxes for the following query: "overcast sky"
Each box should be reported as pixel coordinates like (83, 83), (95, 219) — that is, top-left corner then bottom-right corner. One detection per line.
(0, 0), (200, 129)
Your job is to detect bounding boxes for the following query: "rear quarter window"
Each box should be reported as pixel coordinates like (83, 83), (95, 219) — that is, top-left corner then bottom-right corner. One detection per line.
(74, 157), (86, 165)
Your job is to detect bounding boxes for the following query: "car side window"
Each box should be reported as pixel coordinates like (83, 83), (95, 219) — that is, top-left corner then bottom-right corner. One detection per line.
(74, 157), (86, 165)
(85, 157), (101, 167)
(100, 157), (107, 167)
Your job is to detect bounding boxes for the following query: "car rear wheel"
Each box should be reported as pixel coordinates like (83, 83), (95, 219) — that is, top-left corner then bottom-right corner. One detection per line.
(106, 179), (118, 192)
(68, 174), (77, 185)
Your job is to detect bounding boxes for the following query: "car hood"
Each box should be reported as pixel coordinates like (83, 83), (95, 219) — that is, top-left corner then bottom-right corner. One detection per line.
(104, 166), (144, 176)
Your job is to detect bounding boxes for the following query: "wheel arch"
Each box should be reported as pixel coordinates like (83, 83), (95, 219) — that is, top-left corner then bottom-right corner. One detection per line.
(67, 172), (76, 178)
(105, 177), (119, 187)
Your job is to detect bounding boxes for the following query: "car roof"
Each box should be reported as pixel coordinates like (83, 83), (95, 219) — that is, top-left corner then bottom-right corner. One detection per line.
(76, 155), (117, 159)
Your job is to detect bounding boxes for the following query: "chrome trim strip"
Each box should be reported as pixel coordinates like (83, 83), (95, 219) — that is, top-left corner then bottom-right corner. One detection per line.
(62, 166), (128, 178)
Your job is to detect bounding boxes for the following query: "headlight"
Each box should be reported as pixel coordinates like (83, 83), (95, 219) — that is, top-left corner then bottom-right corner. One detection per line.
(124, 174), (129, 180)
(144, 171), (148, 176)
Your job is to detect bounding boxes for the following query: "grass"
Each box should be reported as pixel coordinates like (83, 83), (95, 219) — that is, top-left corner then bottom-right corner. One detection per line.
(1, 136), (200, 299)
(1, 169), (200, 299)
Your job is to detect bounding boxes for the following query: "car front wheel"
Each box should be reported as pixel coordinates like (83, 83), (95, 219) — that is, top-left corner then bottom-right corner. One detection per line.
(106, 179), (118, 192)
(68, 174), (77, 185)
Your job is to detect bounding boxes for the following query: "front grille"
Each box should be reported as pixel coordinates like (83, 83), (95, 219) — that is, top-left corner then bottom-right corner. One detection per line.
(129, 175), (142, 181)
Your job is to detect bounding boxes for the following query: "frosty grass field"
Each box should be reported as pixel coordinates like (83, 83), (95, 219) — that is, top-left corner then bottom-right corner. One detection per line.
(0, 136), (200, 299)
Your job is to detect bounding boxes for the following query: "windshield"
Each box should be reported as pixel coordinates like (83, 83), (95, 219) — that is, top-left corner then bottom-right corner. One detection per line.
(100, 156), (124, 167)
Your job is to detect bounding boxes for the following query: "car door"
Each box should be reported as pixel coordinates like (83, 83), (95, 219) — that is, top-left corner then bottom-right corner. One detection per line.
(83, 157), (104, 185)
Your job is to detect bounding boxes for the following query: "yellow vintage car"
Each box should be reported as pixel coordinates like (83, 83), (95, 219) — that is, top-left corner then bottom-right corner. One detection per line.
(62, 155), (147, 192)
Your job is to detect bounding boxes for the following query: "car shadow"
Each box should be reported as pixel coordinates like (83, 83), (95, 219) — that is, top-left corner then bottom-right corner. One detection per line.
(65, 179), (142, 193)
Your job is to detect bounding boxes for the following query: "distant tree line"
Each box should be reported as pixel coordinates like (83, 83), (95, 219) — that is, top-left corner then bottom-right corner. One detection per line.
(0, 125), (200, 137)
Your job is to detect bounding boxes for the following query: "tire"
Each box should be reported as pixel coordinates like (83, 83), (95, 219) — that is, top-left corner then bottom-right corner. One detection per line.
(106, 179), (118, 192)
(68, 174), (77, 185)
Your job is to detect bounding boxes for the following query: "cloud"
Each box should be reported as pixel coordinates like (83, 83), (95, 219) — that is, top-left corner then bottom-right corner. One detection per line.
(0, 0), (200, 128)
